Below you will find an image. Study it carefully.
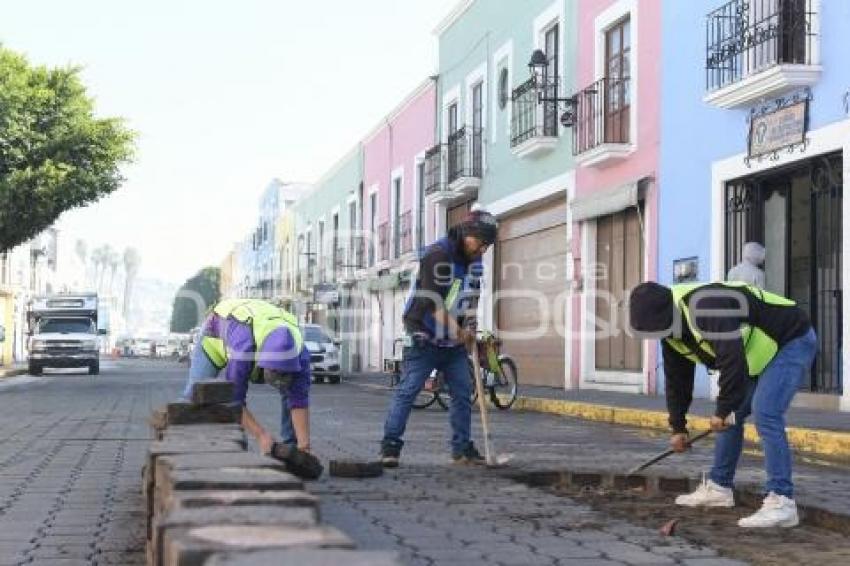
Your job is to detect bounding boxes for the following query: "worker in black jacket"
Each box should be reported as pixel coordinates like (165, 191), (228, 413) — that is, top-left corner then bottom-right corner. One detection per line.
(629, 281), (815, 528)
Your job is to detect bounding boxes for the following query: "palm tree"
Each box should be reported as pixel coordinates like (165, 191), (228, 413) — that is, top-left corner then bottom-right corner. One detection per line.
(75, 239), (88, 290)
(123, 247), (140, 318)
(107, 249), (119, 296)
(90, 246), (105, 291)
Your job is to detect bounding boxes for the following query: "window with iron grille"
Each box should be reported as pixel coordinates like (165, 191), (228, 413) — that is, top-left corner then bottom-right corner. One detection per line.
(706, 0), (814, 92)
(511, 78), (539, 147)
(605, 17), (630, 144)
(424, 145), (442, 195)
(416, 162), (425, 249)
(543, 23), (560, 137)
(318, 221), (324, 283)
(378, 222), (390, 262)
(369, 193), (377, 266)
(472, 82), (484, 176)
(446, 103), (459, 181)
(392, 178), (402, 259)
(331, 213), (338, 282)
(348, 201), (358, 271)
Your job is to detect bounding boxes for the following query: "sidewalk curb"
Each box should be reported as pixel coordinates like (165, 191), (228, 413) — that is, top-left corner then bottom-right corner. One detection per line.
(510, 396), (850, 463)
(0, 368), (27, 380)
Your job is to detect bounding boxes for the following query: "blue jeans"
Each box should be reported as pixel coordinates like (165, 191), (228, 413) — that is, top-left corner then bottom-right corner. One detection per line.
(382, 341), (473, 455)
(181, 341), (296, 444)
(710, 328), (817, 498)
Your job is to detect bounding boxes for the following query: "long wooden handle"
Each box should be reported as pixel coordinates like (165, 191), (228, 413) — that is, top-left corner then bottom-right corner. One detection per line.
(471, 340), (493, 464)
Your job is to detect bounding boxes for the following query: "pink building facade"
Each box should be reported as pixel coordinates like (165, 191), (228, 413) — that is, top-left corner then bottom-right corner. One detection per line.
(567, 0), (661, 394)
(359, 79), (437, 370)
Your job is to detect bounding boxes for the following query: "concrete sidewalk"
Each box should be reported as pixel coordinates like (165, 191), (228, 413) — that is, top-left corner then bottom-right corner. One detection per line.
(346, 372), (850, 463)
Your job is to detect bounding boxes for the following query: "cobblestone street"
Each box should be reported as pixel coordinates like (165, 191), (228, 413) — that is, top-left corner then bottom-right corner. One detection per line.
(1, 360), (849, 565)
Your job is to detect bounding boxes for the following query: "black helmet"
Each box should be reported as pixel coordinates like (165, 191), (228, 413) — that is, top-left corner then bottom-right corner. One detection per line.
(459, 208), (498, 246)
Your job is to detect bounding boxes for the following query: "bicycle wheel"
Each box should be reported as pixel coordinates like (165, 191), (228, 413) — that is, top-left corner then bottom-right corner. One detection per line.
(412, 373), (439, 409)
(489, 356), (518, 410)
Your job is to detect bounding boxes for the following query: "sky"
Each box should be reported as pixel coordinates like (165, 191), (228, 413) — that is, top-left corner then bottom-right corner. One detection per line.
(1, 0), (458, 284)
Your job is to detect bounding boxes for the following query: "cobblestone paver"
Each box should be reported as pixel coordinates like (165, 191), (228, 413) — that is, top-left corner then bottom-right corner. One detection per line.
(3, 362), (848, 566)
(0, 362), (174, 566)
(247, 381), (742, 566)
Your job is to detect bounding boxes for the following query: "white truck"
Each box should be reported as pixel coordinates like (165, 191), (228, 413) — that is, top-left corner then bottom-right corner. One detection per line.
(27, 293), (104, 375)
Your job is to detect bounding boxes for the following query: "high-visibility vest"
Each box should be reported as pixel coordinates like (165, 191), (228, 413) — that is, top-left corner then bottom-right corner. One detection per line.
(664, 282), (795, 377)
(201, 299), (303, 369)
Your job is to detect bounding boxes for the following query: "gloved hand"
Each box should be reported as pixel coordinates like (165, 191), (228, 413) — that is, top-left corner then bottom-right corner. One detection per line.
(669, 433), (689, 453)
(270, 442), (324, 480)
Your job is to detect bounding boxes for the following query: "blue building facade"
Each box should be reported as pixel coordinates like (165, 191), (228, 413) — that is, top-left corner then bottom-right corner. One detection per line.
(659, 0), (850, 409)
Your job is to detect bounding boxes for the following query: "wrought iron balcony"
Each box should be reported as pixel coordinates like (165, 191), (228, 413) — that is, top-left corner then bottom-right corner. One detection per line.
(352, 236), (366, 270)
(423, 144), (443, 196)
(446, 125), (483, 190)
(705, 0), (818, 107)
(572, 77), (632, 165)
(510, 78), (558, 158)
(378, 222), (390, 263)
(399, 211), (413, 256)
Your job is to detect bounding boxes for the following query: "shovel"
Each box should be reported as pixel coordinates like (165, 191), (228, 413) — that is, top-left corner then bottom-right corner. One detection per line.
(627, 430), (712, 475)
(470, 338), (511, 468)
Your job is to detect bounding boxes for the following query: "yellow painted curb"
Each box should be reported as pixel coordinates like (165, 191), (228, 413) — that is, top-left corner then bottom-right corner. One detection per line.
(508, 395), (850, 461)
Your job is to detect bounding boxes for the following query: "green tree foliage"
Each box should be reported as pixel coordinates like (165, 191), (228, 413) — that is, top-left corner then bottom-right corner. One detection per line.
(170, 267), (221, 333)
(0, 46), (135, 251)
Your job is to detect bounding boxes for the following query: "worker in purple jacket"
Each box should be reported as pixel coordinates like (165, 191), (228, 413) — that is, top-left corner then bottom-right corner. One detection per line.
(182, 299), (313, 452)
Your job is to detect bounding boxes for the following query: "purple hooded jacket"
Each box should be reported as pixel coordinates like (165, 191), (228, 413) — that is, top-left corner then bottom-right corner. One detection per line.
(201, 313), (311, 408)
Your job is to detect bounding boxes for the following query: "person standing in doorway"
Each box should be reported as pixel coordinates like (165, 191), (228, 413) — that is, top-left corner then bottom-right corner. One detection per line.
(727, 241), (766, 288)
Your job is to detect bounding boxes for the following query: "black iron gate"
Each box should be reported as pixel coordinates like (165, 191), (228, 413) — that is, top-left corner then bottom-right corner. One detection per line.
(810, 154), (843, 394)
(725, 152), (843, 394)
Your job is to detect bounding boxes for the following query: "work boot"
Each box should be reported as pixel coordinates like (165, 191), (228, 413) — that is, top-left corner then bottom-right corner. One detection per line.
(452, 442), (486, 465)
(738, 492), (799, 528)
(380, 442), (401, 468)
(675, 477), (734, 507)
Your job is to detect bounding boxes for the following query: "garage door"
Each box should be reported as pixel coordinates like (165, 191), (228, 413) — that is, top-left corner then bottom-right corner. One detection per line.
(496, 201), (568, 388)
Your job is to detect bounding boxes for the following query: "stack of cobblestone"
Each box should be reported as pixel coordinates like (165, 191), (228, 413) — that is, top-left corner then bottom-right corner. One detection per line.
(144, 380), (399, 566)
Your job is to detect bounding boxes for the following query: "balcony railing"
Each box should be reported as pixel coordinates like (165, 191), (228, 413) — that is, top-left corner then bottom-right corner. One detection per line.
(334, 246), (344, 280)
(378, 222), (390, 263)
(511, 77), (557, 148)
(705, 0), (814, 92)
(399, 211), (413, 255)
(351, 236), (366, 270)
(572, 77), (631, 156)
(423, 144), (443, 195)
(446, 125), (483, 185)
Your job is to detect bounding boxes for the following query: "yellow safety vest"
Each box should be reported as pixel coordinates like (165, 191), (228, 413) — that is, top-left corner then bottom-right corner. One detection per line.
(201, 299), (303, 370)
(665, 282), (795, 377)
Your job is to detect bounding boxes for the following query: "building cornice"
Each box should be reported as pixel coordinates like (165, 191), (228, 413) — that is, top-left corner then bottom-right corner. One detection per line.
(433, 0), (475, 37)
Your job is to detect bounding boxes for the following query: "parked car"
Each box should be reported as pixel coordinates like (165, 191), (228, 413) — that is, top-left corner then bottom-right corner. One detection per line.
(132, 339), (153, 357)
(302, 324), (341, 384)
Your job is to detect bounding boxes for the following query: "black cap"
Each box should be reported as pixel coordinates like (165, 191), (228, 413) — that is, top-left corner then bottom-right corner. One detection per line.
(460, 209), (498, 245)
(629, 282), (674, 335)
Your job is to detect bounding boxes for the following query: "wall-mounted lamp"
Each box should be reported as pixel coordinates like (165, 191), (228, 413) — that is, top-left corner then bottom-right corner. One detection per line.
(527, 49), (588, 128)
(673, 257), (699, 283)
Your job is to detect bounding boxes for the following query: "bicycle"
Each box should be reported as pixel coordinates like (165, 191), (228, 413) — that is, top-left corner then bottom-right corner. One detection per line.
(411, 331), (518, 411)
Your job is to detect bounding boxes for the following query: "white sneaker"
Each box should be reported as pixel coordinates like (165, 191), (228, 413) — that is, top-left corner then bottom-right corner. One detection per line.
(737, 492), (799, 528)
(675, 477), (735, 507)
